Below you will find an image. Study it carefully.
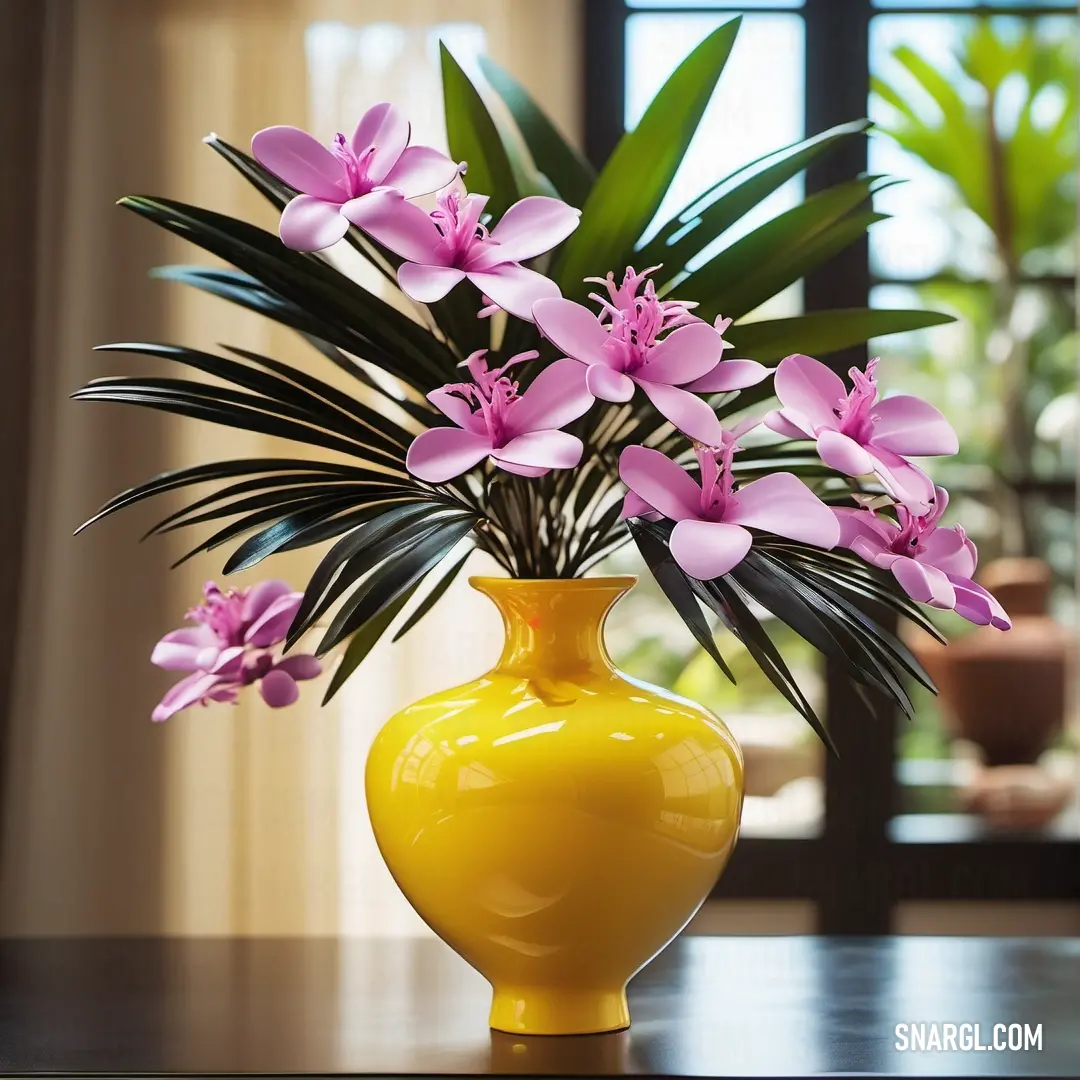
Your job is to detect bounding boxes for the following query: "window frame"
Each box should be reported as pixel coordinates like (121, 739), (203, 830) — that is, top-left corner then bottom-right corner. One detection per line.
(584, 0), (1080, 933)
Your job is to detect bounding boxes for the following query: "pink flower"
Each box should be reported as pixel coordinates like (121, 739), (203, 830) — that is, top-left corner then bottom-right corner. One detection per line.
(251, 104), (459, 251)
(150, 581), (321, 721)
(618, 425), (841, 580)
(406, 350), (593, 483)
(532, 267), (768, 446)
(834, 490), (1011, 629)
(765, 354), (958, 513)
(345, 187), (581, 320)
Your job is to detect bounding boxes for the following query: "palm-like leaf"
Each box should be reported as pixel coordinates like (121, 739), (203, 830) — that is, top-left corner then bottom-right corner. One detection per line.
(75, 18), (953, 744)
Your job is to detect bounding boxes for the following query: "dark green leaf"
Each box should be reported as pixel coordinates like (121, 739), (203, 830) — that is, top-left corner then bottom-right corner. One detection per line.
(699, 573), (838, 756)
(73, 380), (401, 467)
(287, 502), (470, 646)
(629, 520), (735, 682)
(322, 582), (423, 705)
(391, 544), (474, 642)
(75, 457), (385, 534)
(318, 515), (479, 654)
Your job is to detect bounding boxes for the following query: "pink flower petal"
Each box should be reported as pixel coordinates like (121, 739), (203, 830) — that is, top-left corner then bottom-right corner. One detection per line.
(406, 427), (492, 483)
(251, 125), (346, 201)
(496, 460), (550, 477)
(493, 430), (583, 470)
(479, 196), (582, 265)
(726, 473), (840, 549)
(773, 354), (846, 434)
(635, 380), (724, 445)
(685, 358), (770, 394)
(619, 491), (658, 521)
(242, 580), (294, 624)
(209, 646), (246, 678)
(918, 525), (977, 578)
(764, 408), (813, 440)
(260, 668), (300, 709)
(350, 103), (409, 183)
(670, 519), (753, 580)
(727, 415), (762, 442)
(948, 576), (1011, 630)
(833, 507), (895, 551)
(397, 262), (467, 304)
(246, 593), (302, 648)
(465, 265), (561, 322)
(428, 387), (486, 433)
(503, 358), (592, 438)
(640, 323), (729, 386)
(890, 557), (956, 609)
(586, 364), (635, 401)
(531, 297), (610, 365)
(869, 394), (959, 457)
(273, 654), (323, 681)
(816, 430), (875, 477)
(343, 188), (444, 263)
(151, 626), (217, 671)
(618, 445), (703, 523)
(852, 536), (899, 570)
(278, 195), (350, 252)
(865, 446), (936, 512)
(380, 145), (460, 198)
(152, 671), (227, 722)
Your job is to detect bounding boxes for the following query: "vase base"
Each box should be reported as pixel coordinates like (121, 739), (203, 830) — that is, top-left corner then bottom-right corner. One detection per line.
(489, 986), (630, 1036)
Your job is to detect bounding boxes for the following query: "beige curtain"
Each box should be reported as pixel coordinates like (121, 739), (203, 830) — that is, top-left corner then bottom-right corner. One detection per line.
(1, 0), (582, 935)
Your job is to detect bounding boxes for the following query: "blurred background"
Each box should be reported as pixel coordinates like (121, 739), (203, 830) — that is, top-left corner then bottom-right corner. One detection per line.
(0, 0), (1076, 939)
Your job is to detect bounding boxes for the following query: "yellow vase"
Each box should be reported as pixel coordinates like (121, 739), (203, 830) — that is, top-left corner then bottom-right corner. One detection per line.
(365, 575), (744, 1036)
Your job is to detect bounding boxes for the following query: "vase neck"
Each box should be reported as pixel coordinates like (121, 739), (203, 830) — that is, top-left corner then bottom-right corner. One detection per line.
(471, 577), (636, 679)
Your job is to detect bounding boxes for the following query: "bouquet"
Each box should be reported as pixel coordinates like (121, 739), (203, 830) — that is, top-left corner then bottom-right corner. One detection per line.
(73, 21), (1009, 751)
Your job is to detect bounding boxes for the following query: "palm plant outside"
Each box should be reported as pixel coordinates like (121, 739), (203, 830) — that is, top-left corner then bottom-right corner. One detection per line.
(873, 18), (1077, 569)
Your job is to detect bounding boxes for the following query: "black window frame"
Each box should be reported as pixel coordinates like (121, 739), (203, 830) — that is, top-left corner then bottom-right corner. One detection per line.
(584, 0), (1080, 933)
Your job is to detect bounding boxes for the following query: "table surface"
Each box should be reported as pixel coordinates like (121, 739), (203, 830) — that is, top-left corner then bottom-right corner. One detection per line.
(0, 935), (1077, 1077)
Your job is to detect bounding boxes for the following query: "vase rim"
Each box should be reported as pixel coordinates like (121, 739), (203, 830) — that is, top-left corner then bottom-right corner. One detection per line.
(470, 575), (638, 592)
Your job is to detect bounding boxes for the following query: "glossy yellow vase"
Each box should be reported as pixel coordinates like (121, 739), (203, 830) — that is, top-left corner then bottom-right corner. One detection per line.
(365, 576), (744, 1035)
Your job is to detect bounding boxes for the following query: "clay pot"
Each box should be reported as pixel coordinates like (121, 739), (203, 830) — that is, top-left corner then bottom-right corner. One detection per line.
(909, 558), (1075, 767)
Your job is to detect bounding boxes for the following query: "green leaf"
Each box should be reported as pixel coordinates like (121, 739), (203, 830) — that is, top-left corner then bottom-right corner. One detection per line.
(318, 516), (479, 654)
(142, 474), (406, 538)
(698, 573), (837, 756)
(221, 495), (408, 575)
(440, 43), (518, 220)
(628, 520), (735, 683)
(477, 54), (595, 208)
(679, 177), (884, 322)
(287, 502), (465, 646)
(73, 377), (401, 467)
(725, 307), (956, 366)
(637, 119), (870, 272)
(172, 494), (361, 569)
(734, 551), (915, 716)
(554, 17), (741, 298)
(391, 544), (474, 642)
(322, 583), (422, 705)
(96, 342), (412, 459)
(119, 195), (455, 388)
(74, 457), (382, 534)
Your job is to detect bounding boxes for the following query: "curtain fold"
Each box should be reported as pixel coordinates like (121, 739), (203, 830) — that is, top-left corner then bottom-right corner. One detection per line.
(1, 0), (582, 936)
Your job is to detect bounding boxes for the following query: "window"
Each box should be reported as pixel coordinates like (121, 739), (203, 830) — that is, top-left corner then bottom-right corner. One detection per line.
(588, 0), (1079, 931)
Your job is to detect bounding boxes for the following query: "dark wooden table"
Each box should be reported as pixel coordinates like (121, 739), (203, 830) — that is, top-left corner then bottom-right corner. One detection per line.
(0, 935), (1077, 1076)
